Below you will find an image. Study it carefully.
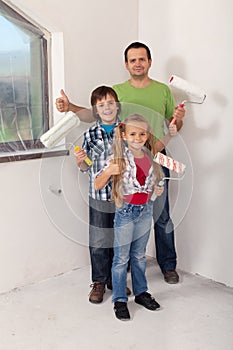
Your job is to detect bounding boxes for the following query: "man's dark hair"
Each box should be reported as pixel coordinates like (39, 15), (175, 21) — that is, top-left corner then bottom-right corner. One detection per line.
(91, 86), (121, 119)
(124, 42), (152, 62)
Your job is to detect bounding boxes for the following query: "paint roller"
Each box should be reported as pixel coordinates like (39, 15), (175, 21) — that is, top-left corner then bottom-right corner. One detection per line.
(169, 74), (206, 124)
(40, 111), (80, 148)
(151, 152), (186, 200)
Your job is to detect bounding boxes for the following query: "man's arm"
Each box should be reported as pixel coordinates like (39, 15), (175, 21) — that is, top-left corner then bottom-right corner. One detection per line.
(55, 89), (95, 123)
(168, 105), (185, 131)
(155, 123), (177, 152)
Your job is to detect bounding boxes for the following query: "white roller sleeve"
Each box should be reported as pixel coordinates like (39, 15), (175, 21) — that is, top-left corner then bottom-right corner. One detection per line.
(169, 75), (206, 102)
(154, 152), (186, 174)
(40, 112), (80, 148)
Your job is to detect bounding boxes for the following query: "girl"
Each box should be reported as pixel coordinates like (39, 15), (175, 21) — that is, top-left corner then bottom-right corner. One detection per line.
(95, 114), (165, 321)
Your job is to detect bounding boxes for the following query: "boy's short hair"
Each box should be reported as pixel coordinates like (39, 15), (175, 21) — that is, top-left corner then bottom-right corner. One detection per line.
(124, 42), (152, 62)
(91, 86), (121, 119)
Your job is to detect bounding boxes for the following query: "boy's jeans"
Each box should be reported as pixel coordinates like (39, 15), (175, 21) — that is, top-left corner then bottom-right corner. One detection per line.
(89, 197), (115, 284)
(112, 200), (153, 303)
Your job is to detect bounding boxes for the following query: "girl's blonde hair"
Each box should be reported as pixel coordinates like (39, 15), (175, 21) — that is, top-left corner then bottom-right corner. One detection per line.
(112, 114), (164, 207)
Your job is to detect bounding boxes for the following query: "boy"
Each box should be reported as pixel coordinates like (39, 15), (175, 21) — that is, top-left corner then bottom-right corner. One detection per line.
(75, 86), (130, 303)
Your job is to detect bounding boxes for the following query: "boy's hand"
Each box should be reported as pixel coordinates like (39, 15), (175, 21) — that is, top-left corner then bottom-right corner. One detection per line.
(74, 147), (87, 167)
(154, 184), (164, 197)
(56, 89), (70, 112)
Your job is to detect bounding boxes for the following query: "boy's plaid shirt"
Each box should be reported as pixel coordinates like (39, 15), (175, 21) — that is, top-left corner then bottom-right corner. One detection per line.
(81, 119), (119, 201)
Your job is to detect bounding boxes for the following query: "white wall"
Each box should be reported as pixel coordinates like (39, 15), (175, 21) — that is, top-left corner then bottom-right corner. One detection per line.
(139, 0), (233, 287)
(1, 0), (232, 293)
(0, 0), (138, 293)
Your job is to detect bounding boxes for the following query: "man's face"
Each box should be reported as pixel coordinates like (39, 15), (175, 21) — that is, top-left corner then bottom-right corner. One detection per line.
(125, 48), (152, 79)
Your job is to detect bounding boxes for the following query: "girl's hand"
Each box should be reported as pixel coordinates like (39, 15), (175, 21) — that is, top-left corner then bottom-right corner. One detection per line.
(168, 123), (177, 136)
(107, 160), (120, 175)
(154, 184), (164, 197)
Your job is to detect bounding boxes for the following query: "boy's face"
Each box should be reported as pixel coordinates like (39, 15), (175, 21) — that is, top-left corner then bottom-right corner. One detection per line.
(96, 94), (118, 125)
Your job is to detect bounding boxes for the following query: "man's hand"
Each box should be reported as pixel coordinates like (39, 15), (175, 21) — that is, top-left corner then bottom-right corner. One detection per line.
(170, 105), (185, 131)
(168, 123), (177, 136)
(56, 89), (70, 112)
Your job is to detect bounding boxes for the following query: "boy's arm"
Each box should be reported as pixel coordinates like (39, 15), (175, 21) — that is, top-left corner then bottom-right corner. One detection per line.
(55, 89), (95, 123)
(94, 161), (120, 190)
(74, 147), (90, 172)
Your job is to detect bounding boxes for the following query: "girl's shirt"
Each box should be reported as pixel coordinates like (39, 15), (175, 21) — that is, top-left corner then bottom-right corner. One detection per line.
(96, 146), (156, 202)
(123, 154), (151, 205)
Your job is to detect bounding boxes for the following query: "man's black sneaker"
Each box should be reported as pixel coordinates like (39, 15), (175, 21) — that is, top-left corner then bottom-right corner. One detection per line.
(135, 292), (160, 311)
(114, 302), (130, 321)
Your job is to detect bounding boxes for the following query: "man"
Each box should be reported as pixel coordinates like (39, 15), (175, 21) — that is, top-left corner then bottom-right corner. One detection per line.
(56, 42), (185, 284)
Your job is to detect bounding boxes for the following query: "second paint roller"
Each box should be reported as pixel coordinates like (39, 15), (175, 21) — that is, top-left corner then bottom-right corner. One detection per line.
(169, 74), (206, 124)
(150, 152), (186, 201)
(40, 112), (80, 148)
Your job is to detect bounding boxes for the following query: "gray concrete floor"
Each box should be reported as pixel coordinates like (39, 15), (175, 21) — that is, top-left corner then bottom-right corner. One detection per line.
(0, 258), (233, 350)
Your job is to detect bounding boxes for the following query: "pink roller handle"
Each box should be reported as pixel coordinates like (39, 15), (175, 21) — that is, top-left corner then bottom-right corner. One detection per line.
(170, 103), (185, 125)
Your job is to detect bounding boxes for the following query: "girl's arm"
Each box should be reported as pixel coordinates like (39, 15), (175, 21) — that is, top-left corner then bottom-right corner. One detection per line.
(154, 184), (164, 197)
(94, 161), (120, 190)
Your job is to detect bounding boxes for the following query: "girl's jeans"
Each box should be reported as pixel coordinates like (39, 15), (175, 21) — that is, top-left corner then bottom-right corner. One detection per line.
(112, 200), (153, 303)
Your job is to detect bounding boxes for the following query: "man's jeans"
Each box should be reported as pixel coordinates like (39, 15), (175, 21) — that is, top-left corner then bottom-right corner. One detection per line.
(153, 160), (177, 272)
(112, 201), (153, 303)
(89, 197), (114, 284)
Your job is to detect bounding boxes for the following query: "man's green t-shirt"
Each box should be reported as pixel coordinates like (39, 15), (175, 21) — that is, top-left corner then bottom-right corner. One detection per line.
(113, 80), (175, 140)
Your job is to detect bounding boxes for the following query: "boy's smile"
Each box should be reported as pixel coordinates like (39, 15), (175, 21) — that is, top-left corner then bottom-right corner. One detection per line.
(96, 94), (118, 125)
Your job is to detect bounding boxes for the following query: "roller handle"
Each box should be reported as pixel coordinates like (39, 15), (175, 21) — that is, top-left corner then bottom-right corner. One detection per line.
(74, 146), (93, 167)
(158, 179), (165, 187)
(170, 103), (185, 125)
(150, 179), (165, 201)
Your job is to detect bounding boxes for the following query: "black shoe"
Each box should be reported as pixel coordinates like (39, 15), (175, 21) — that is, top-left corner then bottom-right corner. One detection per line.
(114, 302), (130, 321)
(135, 292), (160, 311)
(163, 270), (179, 284)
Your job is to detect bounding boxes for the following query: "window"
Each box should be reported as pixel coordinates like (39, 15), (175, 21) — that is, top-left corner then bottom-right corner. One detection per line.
(0, 0), (49, 158)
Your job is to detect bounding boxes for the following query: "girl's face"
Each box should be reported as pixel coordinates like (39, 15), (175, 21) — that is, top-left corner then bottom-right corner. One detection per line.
(96, 94), (118, 125)
(122, 121), (149, 152)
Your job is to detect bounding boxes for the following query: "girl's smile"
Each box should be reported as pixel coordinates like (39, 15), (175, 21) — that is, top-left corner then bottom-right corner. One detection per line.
(122, 121), (149, 156)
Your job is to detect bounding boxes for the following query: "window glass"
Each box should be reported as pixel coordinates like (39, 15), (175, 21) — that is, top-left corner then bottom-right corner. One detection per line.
(0, 1), (49, 153)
